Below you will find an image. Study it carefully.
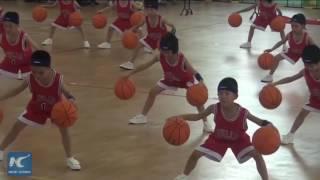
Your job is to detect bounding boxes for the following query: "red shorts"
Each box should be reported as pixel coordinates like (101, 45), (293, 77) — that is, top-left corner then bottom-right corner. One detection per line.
(157, 78), (195, 91)
(18, 104), (50, 127)
(196, 133), (254, 163)
(111, 18), (132, 33)
(52, 14), (71, 29)
(252, 15), (276, 31)
(140, 36), (160, 50)
(280, 50), (301, 64)
(303, 97), (320, 113)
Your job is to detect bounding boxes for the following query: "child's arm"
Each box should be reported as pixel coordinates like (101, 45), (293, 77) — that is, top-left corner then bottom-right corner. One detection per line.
(308, 36), (316, 46)
(272, 70), (304, 86)
(184, 59), (204, 83)
(61, 84), (76, 101)
(275, 5), (282, 16)
(247, 112), (272, 127)
(25, 35), (40, 50)
(124, 52), (160, 78)
(0, 80), (28, 101)
(265, 33), (289, 52)
(41, 0), (57, 8)
(234, 4), (257, 14)
(162, 18), (176, 34)
(178, 104), (214, 121)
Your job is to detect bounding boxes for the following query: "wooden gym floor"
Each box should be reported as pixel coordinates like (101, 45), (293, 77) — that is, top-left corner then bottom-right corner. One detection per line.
(0, 1), (320, 180)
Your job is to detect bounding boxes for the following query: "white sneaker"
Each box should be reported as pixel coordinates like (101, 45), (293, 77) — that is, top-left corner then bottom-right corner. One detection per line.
(144, 47), (152, 53)
(281, 133), (294, 145)
(240, 42), (251, 49)
(120, 61), (135, 70)
(83, 41), (90, 48)
(175, 174), (188, 180)
(282, 44), (288, 52)
(97, 42), (111, 49)
(0, 150), (3, 161)
(67, 157), (81, 170)
(261, 74), (273, 82)
(203, 120), (213, 133)
(129, 114), (147, 124)
(42, 38), (53, 46)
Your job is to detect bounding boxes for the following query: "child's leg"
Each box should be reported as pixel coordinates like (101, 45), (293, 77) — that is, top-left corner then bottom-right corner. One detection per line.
(280, 30), (285, 41)
(97, 26), (115, 48)
(106, 26), (115, 43)
(289, 108), (310, 134)
(77, 26), (90, 48)
(261, 54), (284, 82)
(247, 26), (255, 43)
(141, 85), (165, 115)
(130, 43), (144, 64)
(183, 150), (205, 175)
(0, 121), (27, 151)
(119, 43), (144, 70)
(42, 26), (57, 45)
(249, 150), (268, 180)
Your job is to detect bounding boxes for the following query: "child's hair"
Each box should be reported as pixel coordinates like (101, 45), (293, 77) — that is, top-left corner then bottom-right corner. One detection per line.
(302, 45), (320, 64)
(3, 11), (19, 25)
(144, 0), (159, 9)
(217, 77), (238, 95)
(31, 50), (51, 67)
(160, 33), (179, 54)
(290, 13), (306, 25)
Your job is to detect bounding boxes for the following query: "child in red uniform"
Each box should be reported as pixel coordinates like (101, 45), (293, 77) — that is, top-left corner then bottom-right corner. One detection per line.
(97, 0), (140, 49)
(0, 6), (4, 35)
(125, 33), (212, 132)
(0, 12), (39, 97)
(41, 0), (90, 48)
(235, 0), (285, 49)
(271, 45), (320, 144)
(173, 77), (271, 180)
(120, 0), (175, 70)
(0, 50), (81, 170)
(261, 13), (315, 82)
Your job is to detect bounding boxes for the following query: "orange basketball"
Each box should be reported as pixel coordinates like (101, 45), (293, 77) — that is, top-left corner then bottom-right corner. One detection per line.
(32, 6), (47, 22)
(258, 53), (274, 70)
(228, 13), (242, 27)
(163, 117), (190, 146)
(122, 31), (139, 49)
(270, 16), (285, 32)
(92, 14), (107, 29)
(69, 12), (83, 27)
(114, 78), (136, 100)
(51, 98), (78, 128)
(252, 126), (280, 155)
(130, 11), (145, 26)
(186, 84), (208, 107)
(259, 85), (282, 109)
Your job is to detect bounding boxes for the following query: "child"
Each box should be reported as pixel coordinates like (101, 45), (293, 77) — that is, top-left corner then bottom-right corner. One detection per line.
(97, 0), (139, 49)
(271, 45), (320, 144)
(0, 6), (3, 34)
(0, 50), (81, 170)
(261, 13), (315, 82)
(235, 0), (285, 49)
(124, 33), (212, 132)
(41, 0), (90, 48)
(119, 0), (175, 70)
(173, 77), (271, 180)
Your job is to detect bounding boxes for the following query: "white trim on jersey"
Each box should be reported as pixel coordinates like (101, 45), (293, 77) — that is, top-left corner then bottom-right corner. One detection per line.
(251, 23), (266, 31)
(0, 69), (29, 79)
(196, 146), (223, 162)
(110, 23), (124, 34)
(18, 111), (43, 127)
(280, 51), (298, 65)
(303, 104), (320, 113)
(237, 145), (255, 163)
(139, 37), (153, 50)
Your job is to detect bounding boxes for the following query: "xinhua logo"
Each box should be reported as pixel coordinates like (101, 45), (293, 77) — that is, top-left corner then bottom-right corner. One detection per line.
(7, 152), (32, 176)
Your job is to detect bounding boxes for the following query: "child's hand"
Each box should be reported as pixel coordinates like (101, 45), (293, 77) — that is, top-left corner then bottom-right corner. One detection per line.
(264, 49), (272, 53)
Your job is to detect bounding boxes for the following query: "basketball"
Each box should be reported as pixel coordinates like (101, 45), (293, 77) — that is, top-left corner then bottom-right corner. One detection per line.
(252, 126), (280, 155)
(258, 53), (274, 70)
(92, 14), (107, 29)
(186, 84), (208, 107)
(122, 31), (139, 49)
(163, 117), (190, 146)
(114, 78), (136, 100)
(259, 85), (282, 109)
(51, 98), (78, 128)
(32, 6), (47, 22)
(69, 12), (83, 27)
(270, 16), (285, 32)
(130, 11), (145, 26)
(228, 13), (242, 27)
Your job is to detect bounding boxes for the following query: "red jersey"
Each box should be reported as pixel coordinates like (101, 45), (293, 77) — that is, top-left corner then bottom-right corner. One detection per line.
(26, 72), (62, 116)
(0, 30), (32, 75)
(146, 15), (167, 41)
(258, 0), (277, 19)
(58, 0), (76, 16)
(288, 31), (308, 56)
(160, 52), (194, 83)
(116, 0), (133, 19)
(304, 68), (320, 107)
(212, 103), (249, 141)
